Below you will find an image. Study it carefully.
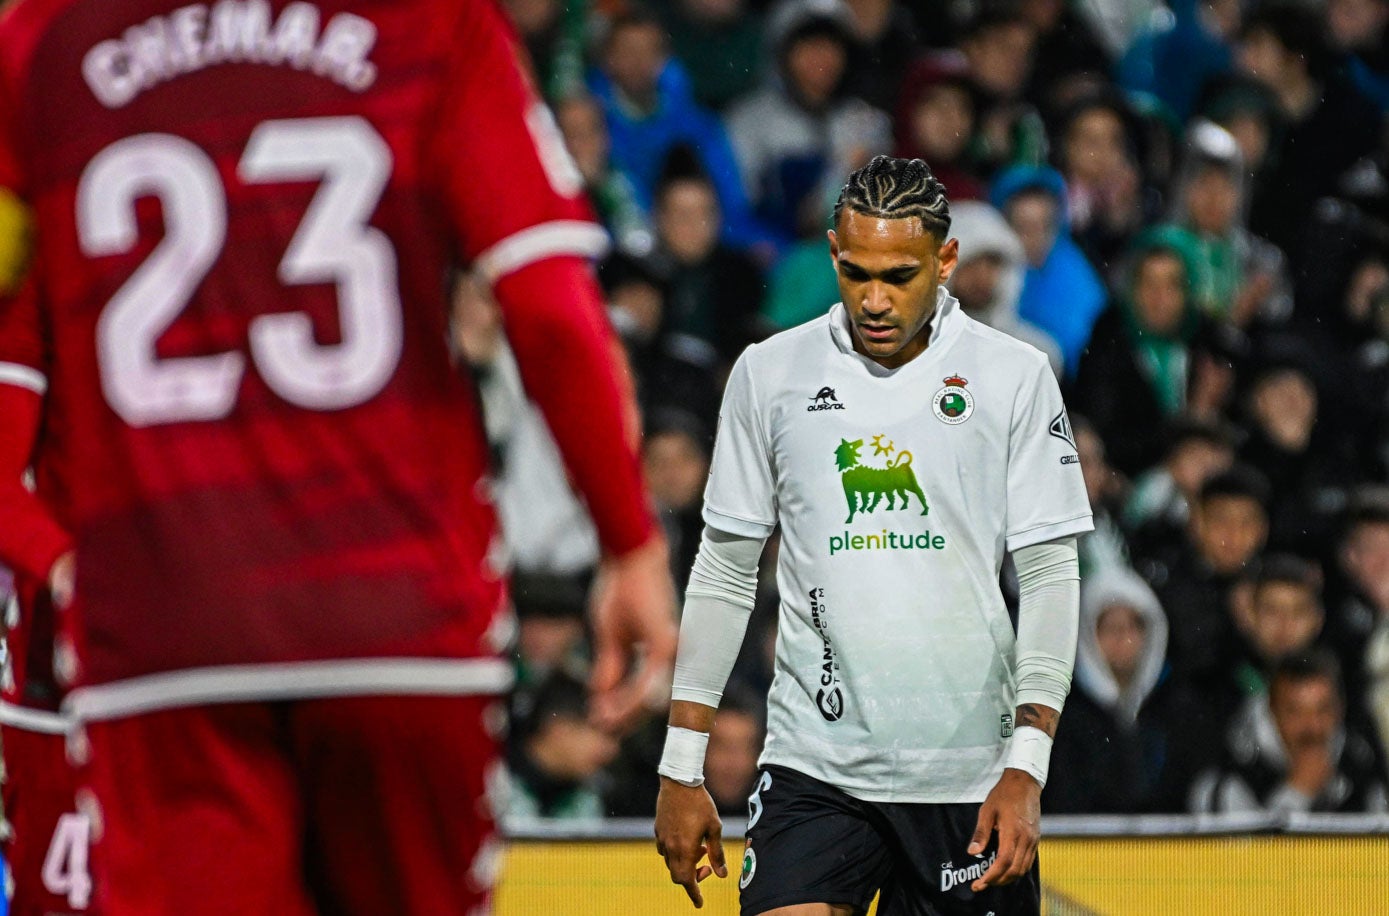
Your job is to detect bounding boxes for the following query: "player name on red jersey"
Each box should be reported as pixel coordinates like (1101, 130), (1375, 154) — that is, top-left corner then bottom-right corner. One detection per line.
(82, 0), (378, 109)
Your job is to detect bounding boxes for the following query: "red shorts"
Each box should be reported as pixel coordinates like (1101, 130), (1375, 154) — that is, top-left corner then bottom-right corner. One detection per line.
(80, 694), (501, 916)
(1, 723), (94, 916)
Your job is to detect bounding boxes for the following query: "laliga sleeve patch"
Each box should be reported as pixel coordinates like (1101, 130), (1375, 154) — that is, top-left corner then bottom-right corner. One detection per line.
(0, 187), (32, 295)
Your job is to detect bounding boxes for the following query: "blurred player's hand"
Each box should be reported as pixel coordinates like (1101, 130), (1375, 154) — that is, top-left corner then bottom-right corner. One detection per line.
(48, 549), (75, 609)
(655, 778), (726, 908)
(968, 768), (1041, 892)
(587, 534), (678, 732)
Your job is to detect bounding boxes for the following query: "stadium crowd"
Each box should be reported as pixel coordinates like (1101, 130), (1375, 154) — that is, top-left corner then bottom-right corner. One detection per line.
(472, 0), (1389, 821)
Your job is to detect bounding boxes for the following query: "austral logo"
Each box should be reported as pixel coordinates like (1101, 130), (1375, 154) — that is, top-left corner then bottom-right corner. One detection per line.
(807, 386), (846, 411)
(809, 587), (845, 722)
(932, 374), (975, 425)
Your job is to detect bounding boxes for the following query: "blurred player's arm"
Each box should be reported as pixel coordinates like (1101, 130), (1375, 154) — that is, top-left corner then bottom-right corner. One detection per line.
(656, 525), (764, 908)
(428, 0), (675, 729)
(0, 36), (74, 603)
(0, 270), (73, 601)
(970, 536), (1078, 892)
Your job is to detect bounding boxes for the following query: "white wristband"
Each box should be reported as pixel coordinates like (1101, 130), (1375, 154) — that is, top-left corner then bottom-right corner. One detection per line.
(1003, 726), (1053, 788)
(657, 726), (709, 787)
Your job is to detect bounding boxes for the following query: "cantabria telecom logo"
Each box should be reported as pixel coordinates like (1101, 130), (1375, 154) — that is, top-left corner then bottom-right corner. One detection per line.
(829, 434), (947, 555)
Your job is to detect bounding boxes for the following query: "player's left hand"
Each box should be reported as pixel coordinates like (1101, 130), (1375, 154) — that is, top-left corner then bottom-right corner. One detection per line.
(967, 768), (1041, 892)
(587, 534), (679, 732)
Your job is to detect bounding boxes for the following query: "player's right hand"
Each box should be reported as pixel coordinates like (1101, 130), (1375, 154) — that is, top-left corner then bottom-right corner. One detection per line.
(655, 777), (727, 908)
(588, 534), (679, 732)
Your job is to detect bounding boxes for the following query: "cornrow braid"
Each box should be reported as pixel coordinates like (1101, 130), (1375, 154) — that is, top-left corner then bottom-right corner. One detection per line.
(833, 155), (951, 238)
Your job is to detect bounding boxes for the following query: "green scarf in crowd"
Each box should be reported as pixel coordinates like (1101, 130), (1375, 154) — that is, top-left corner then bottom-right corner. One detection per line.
(1120, 225), (1204, 416)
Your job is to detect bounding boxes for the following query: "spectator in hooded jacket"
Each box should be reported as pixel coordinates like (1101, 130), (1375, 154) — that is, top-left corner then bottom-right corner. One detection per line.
(1170, 119), (1292, 329)
(992, 165), (1107, 374)
(588, 8), (774, 251)
(1190, 650), (1389, 814)
(945, 200), (1064, 374)
(1072, 226), (1206, 475)
(1116, 0), (1235, 121)
(893, 53), (986, 202)
(724, 0), (891, 241)
(1046, 565), (1212, 813)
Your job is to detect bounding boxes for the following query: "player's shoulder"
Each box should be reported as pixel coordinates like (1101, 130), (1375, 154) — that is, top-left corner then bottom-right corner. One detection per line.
(0, 0), (67, 72)
(955, 311), (1052, 378)
(733, 311), (832, 374)
(744, 309), (827, 355)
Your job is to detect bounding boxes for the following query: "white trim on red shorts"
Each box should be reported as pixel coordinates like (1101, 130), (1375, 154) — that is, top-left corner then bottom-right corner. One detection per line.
(0, 361), (46, 395)
(473, 220), (609, 284)
(63, 657), (514, 722)
(0, 699), (73, 734)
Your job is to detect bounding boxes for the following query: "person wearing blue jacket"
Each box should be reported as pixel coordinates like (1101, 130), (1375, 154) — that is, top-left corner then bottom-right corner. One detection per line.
(991, 165), (1108, 377)
(587, 9), (780, 253)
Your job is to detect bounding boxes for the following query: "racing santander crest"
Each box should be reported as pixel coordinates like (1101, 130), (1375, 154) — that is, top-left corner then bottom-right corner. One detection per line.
(932, 374), (974, 425)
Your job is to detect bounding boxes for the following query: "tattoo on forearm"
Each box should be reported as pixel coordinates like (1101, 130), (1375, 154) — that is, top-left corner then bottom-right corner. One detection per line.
(1015, 704), (1059, 738)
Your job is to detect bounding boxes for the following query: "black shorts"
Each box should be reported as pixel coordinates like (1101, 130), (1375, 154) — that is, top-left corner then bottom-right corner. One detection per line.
(738, 765), (1040, 916)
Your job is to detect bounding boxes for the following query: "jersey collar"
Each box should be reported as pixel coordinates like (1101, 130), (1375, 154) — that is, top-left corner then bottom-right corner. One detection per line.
(827, 287), (963, 376)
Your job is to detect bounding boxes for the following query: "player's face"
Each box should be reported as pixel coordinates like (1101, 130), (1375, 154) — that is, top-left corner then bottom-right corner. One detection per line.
(829, 209), (959, 369)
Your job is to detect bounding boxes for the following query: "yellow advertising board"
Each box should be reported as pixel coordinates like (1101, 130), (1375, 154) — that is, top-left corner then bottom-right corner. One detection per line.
(495, 835), (1389, 915)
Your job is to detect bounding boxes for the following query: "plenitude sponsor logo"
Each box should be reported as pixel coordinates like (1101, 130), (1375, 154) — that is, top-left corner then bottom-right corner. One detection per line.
(828, 528), (947, 555)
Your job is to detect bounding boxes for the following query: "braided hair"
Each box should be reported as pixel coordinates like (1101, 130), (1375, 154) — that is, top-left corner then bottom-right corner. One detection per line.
(833, 156), (951, 238)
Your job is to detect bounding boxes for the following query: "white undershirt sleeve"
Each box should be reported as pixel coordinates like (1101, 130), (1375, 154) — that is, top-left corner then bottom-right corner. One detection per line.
(669, 525), (766, 709)
(1011, 536), (1080, 713)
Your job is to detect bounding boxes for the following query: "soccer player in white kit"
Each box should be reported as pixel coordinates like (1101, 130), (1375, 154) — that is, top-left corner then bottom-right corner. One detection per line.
(654, 156), (1094, 915)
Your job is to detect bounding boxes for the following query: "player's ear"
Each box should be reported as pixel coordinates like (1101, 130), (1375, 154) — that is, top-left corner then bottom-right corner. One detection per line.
(937, 237), (959, 283)
(827, 229), (841, 271)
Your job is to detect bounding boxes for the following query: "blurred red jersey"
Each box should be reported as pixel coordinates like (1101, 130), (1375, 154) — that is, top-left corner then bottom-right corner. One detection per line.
(0, 0), (635, 718)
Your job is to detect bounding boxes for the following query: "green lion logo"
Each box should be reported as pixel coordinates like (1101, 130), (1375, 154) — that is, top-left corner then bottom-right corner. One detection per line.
(834, 435), (929, 523)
